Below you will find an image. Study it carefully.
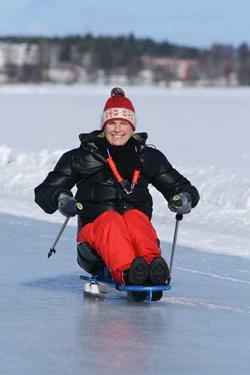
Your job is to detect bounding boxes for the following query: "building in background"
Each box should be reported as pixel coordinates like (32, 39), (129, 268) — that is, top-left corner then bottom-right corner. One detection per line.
(0, 36), (248, 86)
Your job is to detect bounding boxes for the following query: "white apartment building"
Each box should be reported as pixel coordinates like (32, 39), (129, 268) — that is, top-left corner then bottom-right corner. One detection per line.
(0, 42), (39, 68)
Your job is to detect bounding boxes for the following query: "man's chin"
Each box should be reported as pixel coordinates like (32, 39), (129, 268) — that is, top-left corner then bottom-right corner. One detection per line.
(110, 138), (126, 146)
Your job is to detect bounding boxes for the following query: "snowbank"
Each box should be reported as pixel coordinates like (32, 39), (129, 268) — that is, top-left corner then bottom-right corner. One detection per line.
(0, 145), (67, 222)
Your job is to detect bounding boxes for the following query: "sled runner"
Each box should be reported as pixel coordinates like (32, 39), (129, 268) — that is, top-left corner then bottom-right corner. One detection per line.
(80, 272), (171, 302)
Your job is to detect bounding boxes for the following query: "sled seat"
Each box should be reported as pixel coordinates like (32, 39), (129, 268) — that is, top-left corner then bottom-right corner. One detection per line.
(77, 215), (106, 276)
(77, 242), (106, 276)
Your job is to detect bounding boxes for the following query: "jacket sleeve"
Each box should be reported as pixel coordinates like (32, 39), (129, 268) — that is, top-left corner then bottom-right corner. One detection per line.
(34, 150), (78, 214)
(143, 148), (200, 208)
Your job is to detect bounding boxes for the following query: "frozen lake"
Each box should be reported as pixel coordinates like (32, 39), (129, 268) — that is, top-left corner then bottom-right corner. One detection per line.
(1, 213), (250, 374)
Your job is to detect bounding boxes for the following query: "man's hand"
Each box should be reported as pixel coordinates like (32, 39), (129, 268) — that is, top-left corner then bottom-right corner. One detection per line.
(58, 193), (83, 218)
(168, 192), (192, 215)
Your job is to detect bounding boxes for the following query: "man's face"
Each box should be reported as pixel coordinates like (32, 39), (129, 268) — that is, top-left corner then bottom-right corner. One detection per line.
(104, 120), (134, 146)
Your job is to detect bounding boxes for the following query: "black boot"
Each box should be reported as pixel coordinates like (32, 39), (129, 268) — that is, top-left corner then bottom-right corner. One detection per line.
(149, 257), (169, 285)
(123, 257), (149, 285)
(128, 291), (147, 302)
(151, 291), (163, 301)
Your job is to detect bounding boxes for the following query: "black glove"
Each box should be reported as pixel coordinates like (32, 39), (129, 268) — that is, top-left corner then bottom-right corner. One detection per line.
(168, 192), (192, 215)
(58, 193), (83, 218)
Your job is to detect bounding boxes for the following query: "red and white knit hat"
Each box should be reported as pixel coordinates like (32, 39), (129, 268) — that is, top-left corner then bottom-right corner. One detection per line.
(101, 88), (136, 130)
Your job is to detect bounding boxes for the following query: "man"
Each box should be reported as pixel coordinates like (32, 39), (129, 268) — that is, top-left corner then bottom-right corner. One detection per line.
(35, 88), (199, 299)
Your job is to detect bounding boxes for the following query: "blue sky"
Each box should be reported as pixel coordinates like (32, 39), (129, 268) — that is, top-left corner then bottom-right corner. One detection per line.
(0, 0), (249, 47)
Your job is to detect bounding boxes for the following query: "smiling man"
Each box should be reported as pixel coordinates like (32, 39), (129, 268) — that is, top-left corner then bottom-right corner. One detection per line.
(104, 120), (134, 146)
(34, 87), (199, 301)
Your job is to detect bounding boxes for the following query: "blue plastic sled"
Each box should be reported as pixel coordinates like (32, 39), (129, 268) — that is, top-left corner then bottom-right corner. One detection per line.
(80, 271), (171, 302)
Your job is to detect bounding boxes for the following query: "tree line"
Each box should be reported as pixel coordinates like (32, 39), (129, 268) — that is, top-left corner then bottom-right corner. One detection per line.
(0, 34), (250, 85)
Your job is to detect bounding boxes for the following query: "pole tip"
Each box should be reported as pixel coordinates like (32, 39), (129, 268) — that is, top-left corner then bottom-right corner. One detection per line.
(48, 248), (56, 258)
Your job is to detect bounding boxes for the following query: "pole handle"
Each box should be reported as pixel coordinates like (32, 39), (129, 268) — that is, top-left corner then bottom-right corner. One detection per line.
(176, 213), (183, 221)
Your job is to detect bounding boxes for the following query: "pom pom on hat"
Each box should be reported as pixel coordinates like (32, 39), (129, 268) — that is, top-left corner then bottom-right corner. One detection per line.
(101, 87), (136, 130)
(111, 87), (125, 97)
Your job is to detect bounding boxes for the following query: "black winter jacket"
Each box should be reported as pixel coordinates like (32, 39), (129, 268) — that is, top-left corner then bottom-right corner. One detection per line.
(34, 131), (199, 226)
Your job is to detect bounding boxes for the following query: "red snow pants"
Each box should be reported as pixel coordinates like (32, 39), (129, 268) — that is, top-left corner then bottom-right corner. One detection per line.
(76, 209), (161, 283)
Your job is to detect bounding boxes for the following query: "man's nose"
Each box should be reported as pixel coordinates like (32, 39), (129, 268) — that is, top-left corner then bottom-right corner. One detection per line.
(113, 124), (122, 132)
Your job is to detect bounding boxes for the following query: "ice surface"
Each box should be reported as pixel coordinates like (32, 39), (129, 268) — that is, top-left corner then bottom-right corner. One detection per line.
(1, 85), (250, 374)
(0, 213), (250, 375)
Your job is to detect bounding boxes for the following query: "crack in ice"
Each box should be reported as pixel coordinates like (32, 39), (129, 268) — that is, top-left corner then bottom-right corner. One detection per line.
(175, 266), (250, 285)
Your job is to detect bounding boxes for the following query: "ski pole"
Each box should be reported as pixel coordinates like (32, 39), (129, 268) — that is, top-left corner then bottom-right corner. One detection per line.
(48, 217), (70, 258)
(48, 202), (83, 258)
(168, 213), (183, 281)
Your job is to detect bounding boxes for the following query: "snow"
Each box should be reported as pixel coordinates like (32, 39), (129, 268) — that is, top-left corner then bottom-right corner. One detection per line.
(1, 85), (250, 374)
